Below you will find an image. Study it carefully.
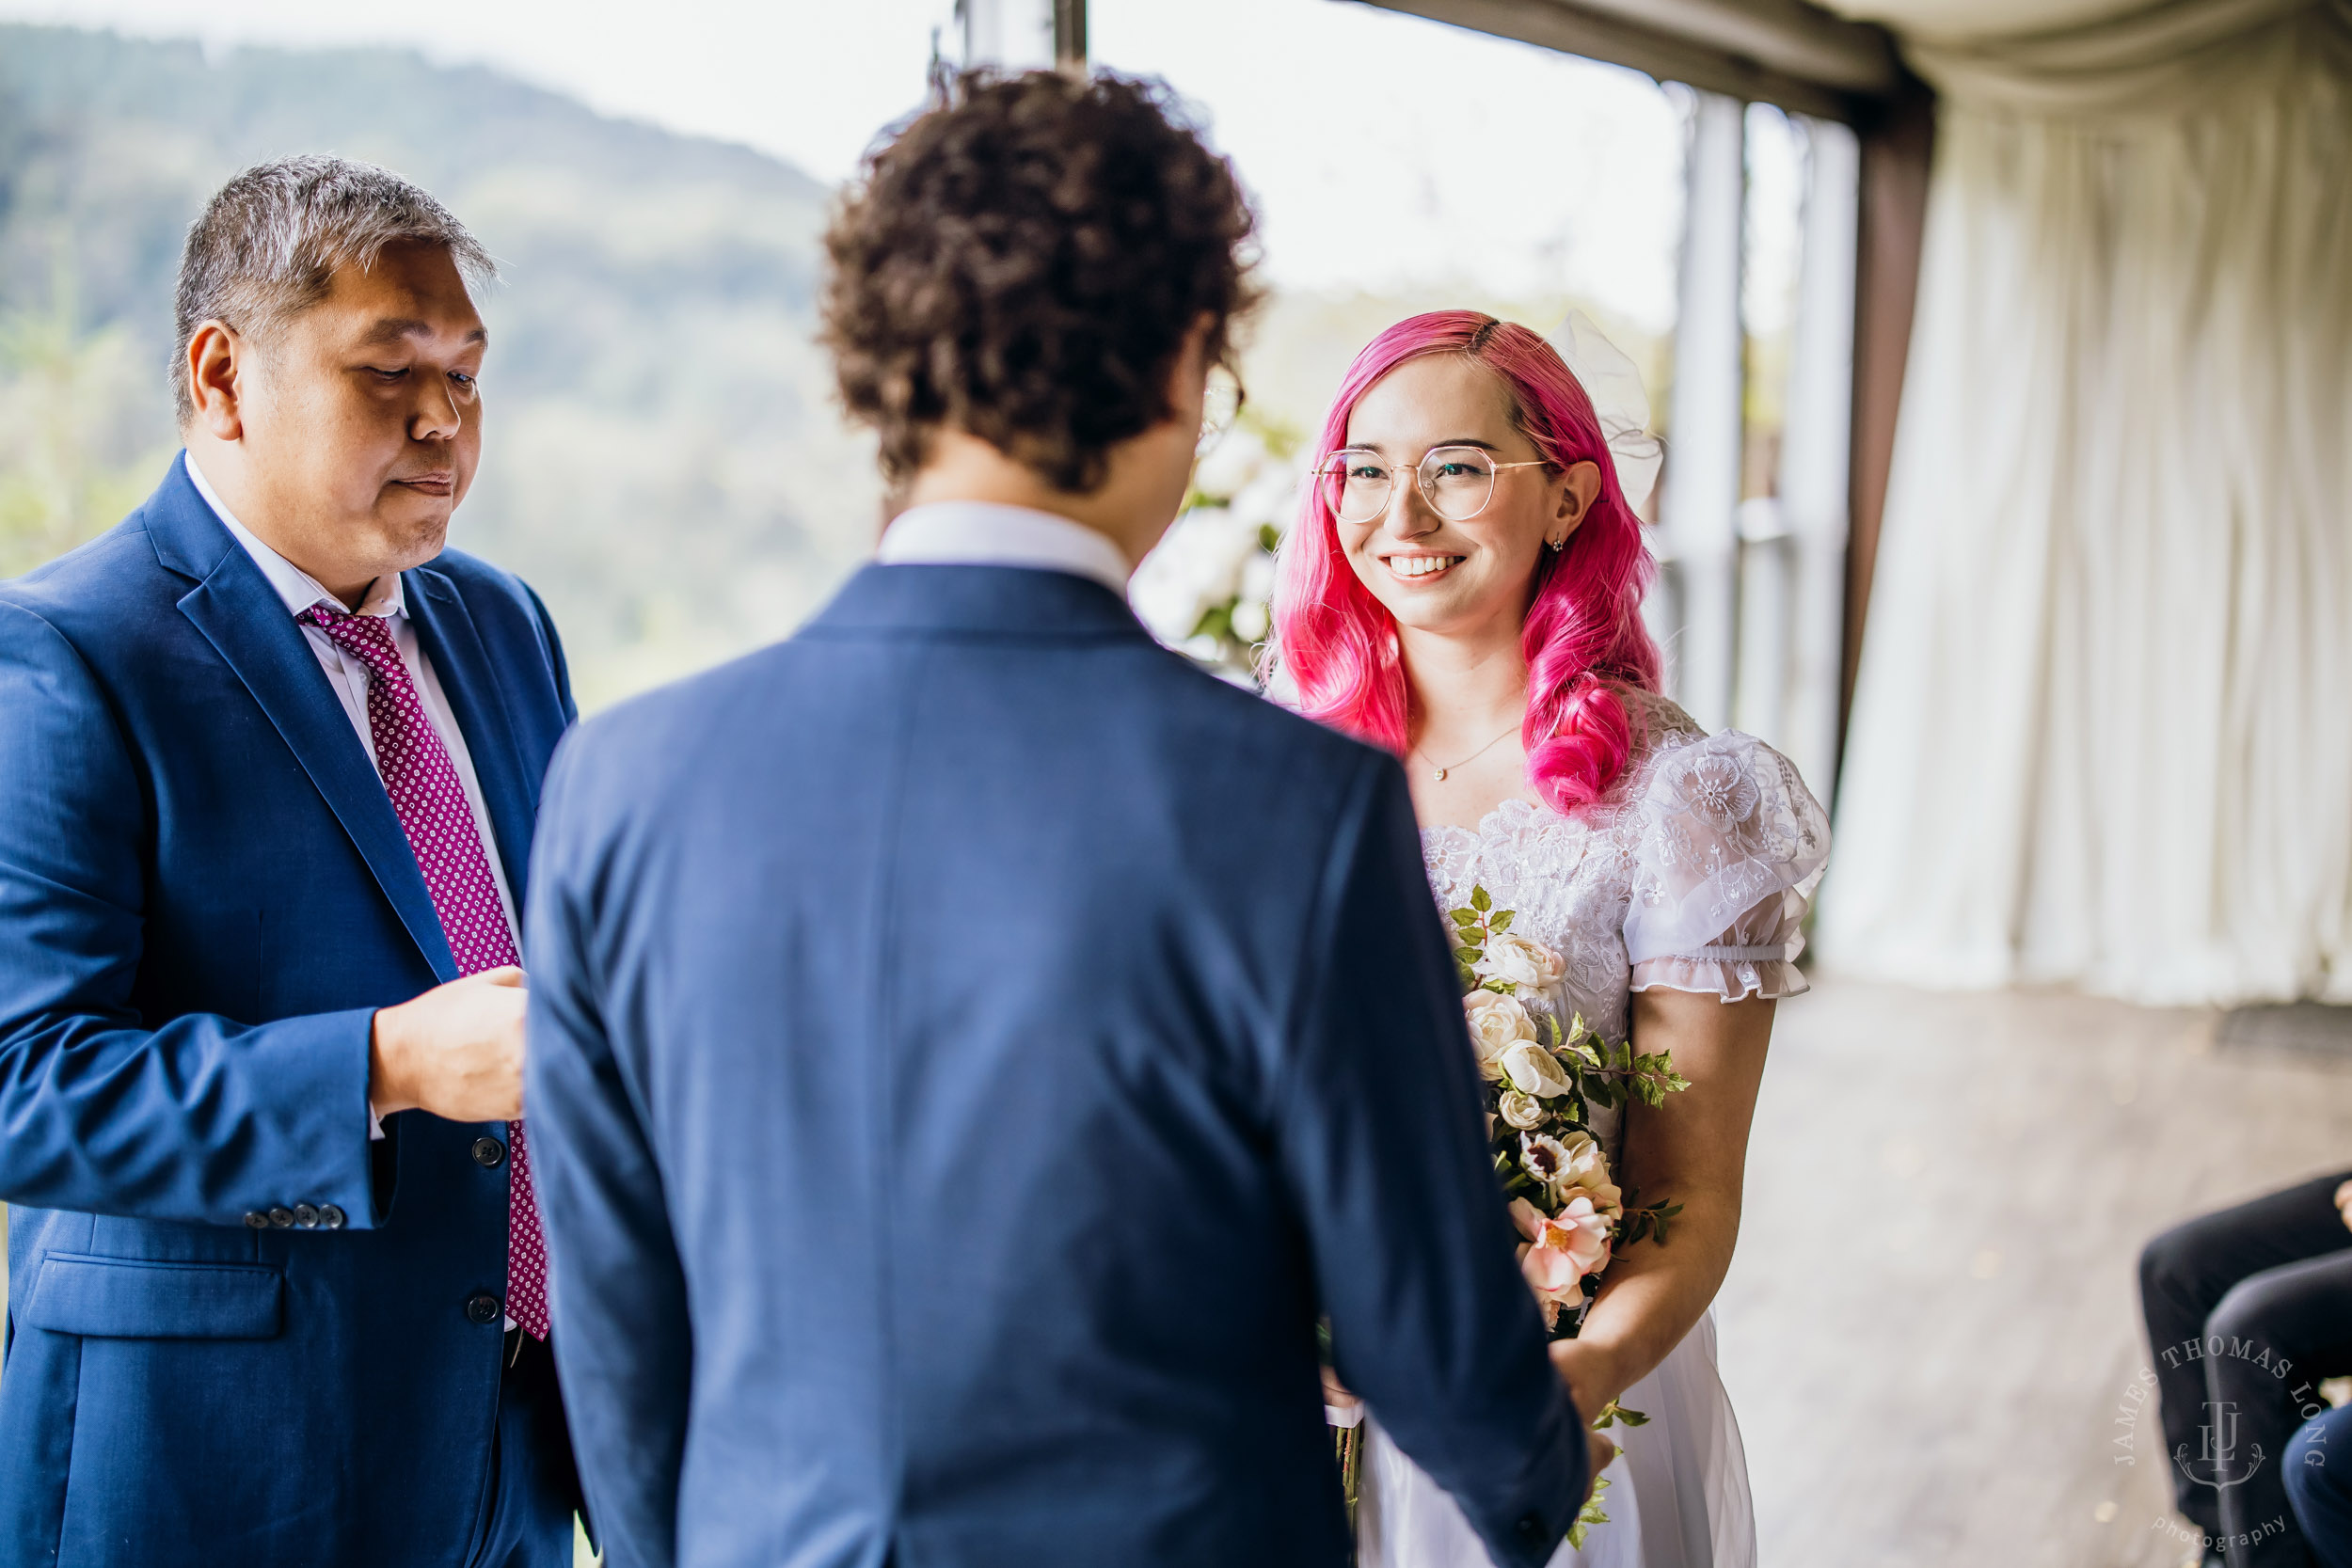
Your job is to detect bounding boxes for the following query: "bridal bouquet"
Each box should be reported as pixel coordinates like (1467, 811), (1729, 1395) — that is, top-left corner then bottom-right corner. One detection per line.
(1449, 885), (1689, 1341)
(1328, 888), (1691, 1544)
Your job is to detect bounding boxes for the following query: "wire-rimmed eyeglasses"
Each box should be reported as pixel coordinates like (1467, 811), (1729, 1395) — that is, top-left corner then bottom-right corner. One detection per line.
(1315, 445), (1550, 525)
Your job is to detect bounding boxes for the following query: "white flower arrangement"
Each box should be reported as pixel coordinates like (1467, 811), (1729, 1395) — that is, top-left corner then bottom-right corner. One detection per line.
(1330, 884), (1692, 1548)
(1448, 883), (1688, 1337)
(1449, 884), (1692, 1549)
(1128, 420), (1310, 684)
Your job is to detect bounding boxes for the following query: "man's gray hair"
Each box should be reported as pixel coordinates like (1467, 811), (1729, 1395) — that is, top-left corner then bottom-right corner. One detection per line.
(173, 155), (497, 423)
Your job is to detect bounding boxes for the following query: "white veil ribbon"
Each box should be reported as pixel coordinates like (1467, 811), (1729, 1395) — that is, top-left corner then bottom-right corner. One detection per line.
(1546, 311), (1664, 512)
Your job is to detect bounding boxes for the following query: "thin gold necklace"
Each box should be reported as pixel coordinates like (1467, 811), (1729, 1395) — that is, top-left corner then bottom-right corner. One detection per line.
(1411, 720), (1520, 783)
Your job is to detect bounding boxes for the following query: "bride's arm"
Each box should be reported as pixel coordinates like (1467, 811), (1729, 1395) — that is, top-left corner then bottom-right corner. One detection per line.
(1547, 989), (1773, 1419)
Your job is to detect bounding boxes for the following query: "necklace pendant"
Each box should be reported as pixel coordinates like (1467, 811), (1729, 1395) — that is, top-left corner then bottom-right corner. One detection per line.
(1434, 767), (1448, 782)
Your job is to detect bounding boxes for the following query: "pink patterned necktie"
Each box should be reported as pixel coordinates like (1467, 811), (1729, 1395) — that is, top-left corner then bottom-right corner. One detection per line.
(301, 601), (550, 1341)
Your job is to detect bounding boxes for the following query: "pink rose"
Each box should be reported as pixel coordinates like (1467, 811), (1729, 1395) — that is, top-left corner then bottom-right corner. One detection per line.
(1510, 1196), (1613, 1328)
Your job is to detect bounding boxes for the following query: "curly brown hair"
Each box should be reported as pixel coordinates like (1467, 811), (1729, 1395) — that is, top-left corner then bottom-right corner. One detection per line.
(821, 70), (1260, 494)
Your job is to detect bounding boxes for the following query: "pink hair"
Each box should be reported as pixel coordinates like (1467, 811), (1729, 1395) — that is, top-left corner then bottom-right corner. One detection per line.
(1267, 311), (1662, 816)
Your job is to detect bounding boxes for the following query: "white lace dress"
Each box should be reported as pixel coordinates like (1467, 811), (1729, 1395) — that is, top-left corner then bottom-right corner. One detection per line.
(1355, 708), (1831, 1568)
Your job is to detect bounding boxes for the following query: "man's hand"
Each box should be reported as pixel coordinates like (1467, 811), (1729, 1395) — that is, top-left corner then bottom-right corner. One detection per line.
(1549, 1337), (1629, 1431)
(1552, 1338), (1622, 1505)
(1321, 1366), (1361, 1412)
(1584, 1429), (1616, 1503)
(368, 967), (526, 1122)
(2335, 1180), (2352, 1234)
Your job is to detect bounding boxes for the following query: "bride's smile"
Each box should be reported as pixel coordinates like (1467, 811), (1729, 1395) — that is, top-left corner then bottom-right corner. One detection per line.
(1381, 551), (1465, 581)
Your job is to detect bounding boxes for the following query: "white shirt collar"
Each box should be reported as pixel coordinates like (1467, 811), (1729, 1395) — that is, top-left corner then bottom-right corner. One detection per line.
(183, 450), (405, 620)
(875, 500), (1132, 596)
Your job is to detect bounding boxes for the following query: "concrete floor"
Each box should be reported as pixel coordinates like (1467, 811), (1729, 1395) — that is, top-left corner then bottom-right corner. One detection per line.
(1717, 977), (2352, 1568)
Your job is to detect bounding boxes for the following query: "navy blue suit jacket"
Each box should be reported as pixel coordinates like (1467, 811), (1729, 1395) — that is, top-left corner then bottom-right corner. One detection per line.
(525, 562), (1587, 1568)
(0, 458), (576, 1565)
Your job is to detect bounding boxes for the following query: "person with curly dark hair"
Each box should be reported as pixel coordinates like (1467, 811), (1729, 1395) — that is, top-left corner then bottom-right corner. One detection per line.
(823, 68), (1260, 536)
(524, 70), (1597, 1568)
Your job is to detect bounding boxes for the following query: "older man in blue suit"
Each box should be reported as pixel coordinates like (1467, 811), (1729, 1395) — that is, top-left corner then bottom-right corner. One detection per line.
(526, 72), (1599, 1568)
(0, 158), (580, 1565)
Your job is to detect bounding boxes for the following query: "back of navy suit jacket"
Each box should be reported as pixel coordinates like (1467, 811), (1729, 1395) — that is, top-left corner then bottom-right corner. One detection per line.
(524, 562), (1586, 1568)
(0, 458), (576, 1567)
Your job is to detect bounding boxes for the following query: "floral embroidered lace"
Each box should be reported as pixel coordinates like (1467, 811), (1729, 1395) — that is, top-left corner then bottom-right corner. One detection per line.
(1419, 697), (1832, 1159)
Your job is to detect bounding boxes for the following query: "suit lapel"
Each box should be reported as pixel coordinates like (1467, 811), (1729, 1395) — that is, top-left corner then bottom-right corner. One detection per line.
(405, 566), (536, 912)
(176, 552), (460, 983)
(149, 456), (459, 982)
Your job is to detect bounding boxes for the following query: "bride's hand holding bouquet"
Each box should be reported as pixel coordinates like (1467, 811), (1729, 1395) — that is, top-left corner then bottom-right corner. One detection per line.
(1327, 887), (1689, 1536)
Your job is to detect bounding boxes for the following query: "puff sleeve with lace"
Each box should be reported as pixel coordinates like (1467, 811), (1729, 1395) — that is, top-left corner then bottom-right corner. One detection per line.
(1619, 730), (1831, 1002)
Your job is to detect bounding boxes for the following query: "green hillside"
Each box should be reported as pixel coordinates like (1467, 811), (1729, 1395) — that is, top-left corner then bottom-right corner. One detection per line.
(0, 24), (878, 706)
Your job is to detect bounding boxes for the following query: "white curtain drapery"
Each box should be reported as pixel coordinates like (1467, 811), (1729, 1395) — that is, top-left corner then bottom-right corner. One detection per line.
(1817, 0), (2352, 1004)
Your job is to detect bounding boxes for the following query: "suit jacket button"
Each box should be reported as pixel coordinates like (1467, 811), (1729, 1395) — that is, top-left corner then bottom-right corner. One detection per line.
(471, 1136), (507, 1168)
(319, 1204), (346, 1229)
(293, 1203), (320, 1227)
(243, 1211), (270, 1229)
(268, 1207), (294, 1227)
(465, 1292), (502, 1324)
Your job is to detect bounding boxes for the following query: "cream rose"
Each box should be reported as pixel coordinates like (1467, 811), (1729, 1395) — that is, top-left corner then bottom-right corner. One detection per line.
(1500, 1038), (1574, 1099)
(1462, 990), (1536, 1082)
(1483, 932), (1567, 992)
(1496, 1089), (1547, 1131)
(1549, 1129), (1623, 1217)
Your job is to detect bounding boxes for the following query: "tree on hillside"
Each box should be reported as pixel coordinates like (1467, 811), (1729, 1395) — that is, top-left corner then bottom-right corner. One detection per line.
(0, 239), (176, 578)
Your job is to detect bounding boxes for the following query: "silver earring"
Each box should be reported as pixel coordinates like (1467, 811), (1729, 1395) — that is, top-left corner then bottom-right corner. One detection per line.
(1547, 537), (1565, 552)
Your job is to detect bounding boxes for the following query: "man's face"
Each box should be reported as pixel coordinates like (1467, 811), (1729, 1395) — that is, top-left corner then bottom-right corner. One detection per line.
(232, 242), (487, 592)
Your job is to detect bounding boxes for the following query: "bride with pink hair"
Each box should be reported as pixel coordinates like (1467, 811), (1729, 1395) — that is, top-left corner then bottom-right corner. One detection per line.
(1273, 312), (1830, 1568)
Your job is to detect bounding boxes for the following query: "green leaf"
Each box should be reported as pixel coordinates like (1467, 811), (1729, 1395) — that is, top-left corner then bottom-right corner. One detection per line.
(1454, 946), (1484, 964)
(1470, 884), (1492, 913)
(1450, 908), (1481, 927)
(1567, 1475), (1612, 1549)
(1258, 522), (1281, 554)
(1188, 600), (1235, 642)
(1488, 910), (1514, 932)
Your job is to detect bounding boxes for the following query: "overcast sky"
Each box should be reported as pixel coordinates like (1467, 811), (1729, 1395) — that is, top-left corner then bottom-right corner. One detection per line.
(1, 0), (1804, 334)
